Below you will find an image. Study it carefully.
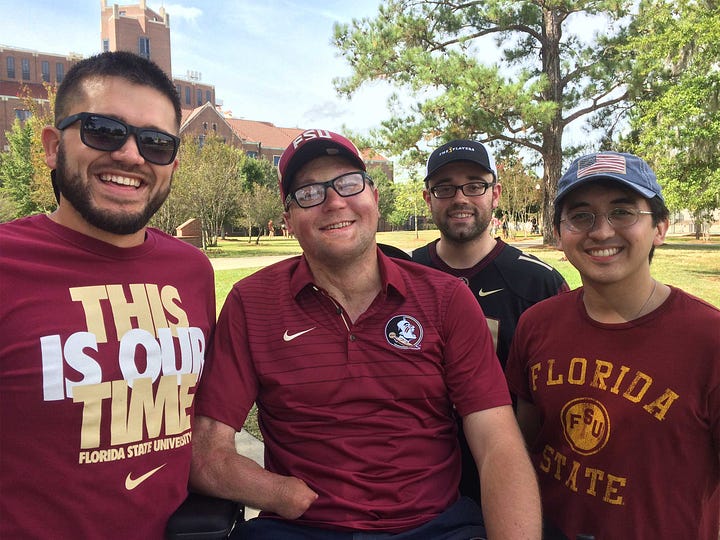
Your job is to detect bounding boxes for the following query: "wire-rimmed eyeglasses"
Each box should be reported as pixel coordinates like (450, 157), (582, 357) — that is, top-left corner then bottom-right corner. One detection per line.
(560, 208), (654, 232)
(429, 182), (495, 199)
(285, 171), (373, 209)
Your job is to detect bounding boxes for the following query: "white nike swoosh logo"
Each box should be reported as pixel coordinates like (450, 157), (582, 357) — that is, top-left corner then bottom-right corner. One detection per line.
(125, 463), (166, 490)
(283, 327), (316, 341)
(478, 288), (504, 297)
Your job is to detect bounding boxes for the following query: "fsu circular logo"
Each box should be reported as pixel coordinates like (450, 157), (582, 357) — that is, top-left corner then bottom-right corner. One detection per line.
(560, 397), (610, 456)
(385, 315), (423, 350)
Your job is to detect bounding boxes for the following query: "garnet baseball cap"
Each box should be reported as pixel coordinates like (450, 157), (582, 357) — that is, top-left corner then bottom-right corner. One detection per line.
(424, 139), (497, 184)
(278, 129), (366, 202)
(555, 151), (664, 206)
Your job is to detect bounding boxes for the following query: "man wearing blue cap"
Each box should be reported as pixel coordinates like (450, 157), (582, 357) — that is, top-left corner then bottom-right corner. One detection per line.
(505, 152), (720, 539)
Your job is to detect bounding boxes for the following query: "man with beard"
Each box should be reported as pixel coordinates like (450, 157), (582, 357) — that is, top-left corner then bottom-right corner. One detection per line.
(0, 51), (215, 539)
(411, 139), (568, 505)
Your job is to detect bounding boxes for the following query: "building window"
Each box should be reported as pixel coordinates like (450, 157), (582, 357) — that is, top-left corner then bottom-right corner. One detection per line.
(138, 37), (150, 59)
(196, 89), (202, 106)
(6, 56), (15, 78)
(273, 155), (281, 166)
(15, 109), (32, 121)
(21, 58), (30, 80)
(198, 134), (205, 148)
(56, 63), (64, 83)
(175, 84), (181, 98)
(103, 39), (110, 52)
(41, 61), (50, 83)
(185, 87), (191, 105)
(246, 151), (258, 159)
(202, 122), (208, 130)
(206, 90), (212, 103)
(212, 123), (217, 132)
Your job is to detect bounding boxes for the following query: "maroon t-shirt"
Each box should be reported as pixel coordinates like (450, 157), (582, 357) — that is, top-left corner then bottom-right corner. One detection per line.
(506, 287), (720, 540)
(0, 215), (216, 539)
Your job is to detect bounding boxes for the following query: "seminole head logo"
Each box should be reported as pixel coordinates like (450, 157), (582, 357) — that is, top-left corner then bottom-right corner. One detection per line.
(385, 315), (423, 350)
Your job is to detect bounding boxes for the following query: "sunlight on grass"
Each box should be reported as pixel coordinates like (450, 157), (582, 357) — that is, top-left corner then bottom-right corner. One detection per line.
(210, 231), (718, 307)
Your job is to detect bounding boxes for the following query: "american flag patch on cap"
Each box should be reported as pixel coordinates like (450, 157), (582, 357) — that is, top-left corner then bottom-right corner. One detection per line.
(577, 154), (626, 178)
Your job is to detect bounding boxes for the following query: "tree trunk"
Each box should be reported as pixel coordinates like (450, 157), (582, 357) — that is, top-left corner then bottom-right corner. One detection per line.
(540, 7), (565, 246)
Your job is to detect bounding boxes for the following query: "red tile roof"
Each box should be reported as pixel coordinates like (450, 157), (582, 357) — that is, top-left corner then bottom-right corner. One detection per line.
(181, 104), (389, 163)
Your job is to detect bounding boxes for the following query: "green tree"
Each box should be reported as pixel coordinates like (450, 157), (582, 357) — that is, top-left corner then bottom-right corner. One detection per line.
(167, 136), (245, 248)
(368, 165), (397, 228)
(623, 0), (720, 237)
(389, 177), (428, 233)
(497, 157), (542, 237)
(333, 0), (634, 242)
(242, 155), (279, 192)
(0, 119), (35, 219)
(237, 183), (283, 244)
(0, 83), (57, 220)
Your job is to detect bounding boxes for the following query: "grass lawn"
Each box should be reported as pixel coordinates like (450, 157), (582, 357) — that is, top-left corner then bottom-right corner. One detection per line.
(210, 230), (719, 440)
(212, 230), (720, 308)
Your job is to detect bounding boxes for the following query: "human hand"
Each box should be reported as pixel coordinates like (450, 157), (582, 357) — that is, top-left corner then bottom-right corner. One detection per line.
(270, 475), (318, 519)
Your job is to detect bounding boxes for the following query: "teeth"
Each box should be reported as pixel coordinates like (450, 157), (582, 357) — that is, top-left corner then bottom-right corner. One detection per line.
(325, 221), (352, 230)
(589, 247), (621, 257)
(450, 212), (473, 218)
(100, 174), (141, 188)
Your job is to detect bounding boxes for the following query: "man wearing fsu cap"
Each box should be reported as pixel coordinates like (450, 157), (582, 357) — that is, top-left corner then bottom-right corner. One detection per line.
(412, 139), (568, 505)
(505, 152), (720, 539)
(190, 129), (541, 539)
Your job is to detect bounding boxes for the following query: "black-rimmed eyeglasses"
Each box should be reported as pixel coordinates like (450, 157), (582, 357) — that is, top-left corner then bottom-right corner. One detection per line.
(560, 208), (654, 232)
(429, 181), (495, 199)
(56, 112), (180, 165)
(285, 171), (373, 209)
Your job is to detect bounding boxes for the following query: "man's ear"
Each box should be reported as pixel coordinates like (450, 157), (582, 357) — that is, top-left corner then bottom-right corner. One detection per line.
(41, 126), (61, 169)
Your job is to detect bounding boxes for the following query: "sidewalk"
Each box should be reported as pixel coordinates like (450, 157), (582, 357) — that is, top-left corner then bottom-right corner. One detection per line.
(234, 430), (263, 519)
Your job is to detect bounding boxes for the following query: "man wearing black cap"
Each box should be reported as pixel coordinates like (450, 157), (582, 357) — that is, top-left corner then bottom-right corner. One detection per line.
(505, 152), (720, 539)
(412, 140), (568, 503)
(190, 129), (542, 539)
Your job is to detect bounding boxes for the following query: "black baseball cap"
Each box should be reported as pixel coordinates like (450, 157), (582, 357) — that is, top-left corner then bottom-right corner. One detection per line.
(424, 139), (497, 184)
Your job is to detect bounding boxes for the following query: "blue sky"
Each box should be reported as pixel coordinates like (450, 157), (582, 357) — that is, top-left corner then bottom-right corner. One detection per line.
(0, 0), (391, 134)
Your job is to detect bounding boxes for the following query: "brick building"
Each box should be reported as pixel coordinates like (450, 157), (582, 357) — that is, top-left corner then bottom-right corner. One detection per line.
(1, 1), (393, 182)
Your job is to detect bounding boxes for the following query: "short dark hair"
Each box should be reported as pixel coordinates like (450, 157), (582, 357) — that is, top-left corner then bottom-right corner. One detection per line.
(54, 51), (181, 129)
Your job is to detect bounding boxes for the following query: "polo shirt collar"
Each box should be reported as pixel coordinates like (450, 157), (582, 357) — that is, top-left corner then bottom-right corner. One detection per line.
(288, 247), (407, 299)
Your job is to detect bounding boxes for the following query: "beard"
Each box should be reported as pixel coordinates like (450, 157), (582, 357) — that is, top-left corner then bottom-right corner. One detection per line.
(54, 144), (171, 235)
(434, 204), (492, 244)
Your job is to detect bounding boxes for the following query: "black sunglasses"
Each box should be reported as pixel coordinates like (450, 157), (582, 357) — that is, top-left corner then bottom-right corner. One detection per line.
(56, 112), (180, 165)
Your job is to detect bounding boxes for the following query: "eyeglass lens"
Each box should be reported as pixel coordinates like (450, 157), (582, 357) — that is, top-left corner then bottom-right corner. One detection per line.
(431, 182), (492, 198)
(563, 208), (649, 231)
(289, 172), (370, 208)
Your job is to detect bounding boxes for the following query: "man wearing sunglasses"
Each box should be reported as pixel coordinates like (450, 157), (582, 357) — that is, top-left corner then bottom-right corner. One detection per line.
(0, 51), (215, 539)
(190, 129), (541, 539)
(411, 140), (568, 511)
(505, 152), (720, 539)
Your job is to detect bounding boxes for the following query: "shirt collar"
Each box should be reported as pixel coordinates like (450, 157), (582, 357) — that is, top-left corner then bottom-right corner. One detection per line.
(288, 247), (407, 299)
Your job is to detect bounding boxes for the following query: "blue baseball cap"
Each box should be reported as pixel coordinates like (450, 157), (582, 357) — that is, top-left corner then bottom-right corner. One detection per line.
(555, 152), (664, 205)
